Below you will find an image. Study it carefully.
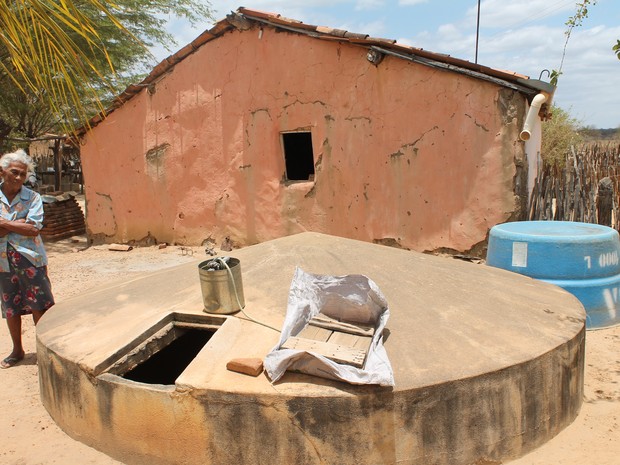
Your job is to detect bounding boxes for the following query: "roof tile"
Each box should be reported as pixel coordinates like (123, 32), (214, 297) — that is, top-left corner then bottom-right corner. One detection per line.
(344, 31), (369, 40)
(191, 31), (216, 48)
(367, 37), (397, 45)
(316, 26), (348, 37)
(175, 43), (196, 61)
(237, 7), (280, 20)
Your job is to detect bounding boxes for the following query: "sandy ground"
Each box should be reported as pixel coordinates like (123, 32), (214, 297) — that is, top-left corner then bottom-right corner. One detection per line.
(0, 236), (618, 465)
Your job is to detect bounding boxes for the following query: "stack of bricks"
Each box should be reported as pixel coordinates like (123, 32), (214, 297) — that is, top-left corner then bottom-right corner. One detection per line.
(40, 192), (86, 240)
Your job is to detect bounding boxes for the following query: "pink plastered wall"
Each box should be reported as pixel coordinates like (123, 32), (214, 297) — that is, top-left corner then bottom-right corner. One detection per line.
(81, 26), (527, 253)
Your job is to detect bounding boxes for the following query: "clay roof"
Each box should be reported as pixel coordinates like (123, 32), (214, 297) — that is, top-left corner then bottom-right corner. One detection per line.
(82, 7), (551, 133)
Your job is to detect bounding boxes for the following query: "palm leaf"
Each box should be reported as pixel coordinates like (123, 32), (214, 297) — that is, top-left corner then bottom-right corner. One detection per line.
(0, 0), (138, 133)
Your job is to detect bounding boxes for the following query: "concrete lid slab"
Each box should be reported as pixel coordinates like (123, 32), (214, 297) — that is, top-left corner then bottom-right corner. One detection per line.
(37, 232), (585, 394)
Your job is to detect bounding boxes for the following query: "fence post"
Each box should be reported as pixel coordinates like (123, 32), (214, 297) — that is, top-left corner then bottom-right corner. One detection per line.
(597, 177), (614, 227)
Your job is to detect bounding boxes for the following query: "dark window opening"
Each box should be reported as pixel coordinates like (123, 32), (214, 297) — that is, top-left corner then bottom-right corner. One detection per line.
(282, 132), (315, 181)
(122, 328), (214, 385)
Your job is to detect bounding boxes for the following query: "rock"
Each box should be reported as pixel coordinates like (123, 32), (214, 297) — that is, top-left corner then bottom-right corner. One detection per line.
(108, 244), (133, 252)
(220, 236), (233, 252)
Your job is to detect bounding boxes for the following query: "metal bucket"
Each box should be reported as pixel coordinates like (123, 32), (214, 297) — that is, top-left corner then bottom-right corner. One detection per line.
(198, 258), (245, 314)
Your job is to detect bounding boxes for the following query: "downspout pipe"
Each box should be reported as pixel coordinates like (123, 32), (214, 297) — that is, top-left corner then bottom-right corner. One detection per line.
(519, 92), (548, 141)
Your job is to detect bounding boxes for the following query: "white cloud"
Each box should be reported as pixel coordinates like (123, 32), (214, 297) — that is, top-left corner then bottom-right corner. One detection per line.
(468, 0), (576, 30)
(481, 25), (564, 57)
(208, 1), (240, 19)
(479, 21), (620, 127)
(335, 18), (387, 36)
(398, 0), (428, 5)
(355, 0), (386, 11)
(210, 0), (347, 17)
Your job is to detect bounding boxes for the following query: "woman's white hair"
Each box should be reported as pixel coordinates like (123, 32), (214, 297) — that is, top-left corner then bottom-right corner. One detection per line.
(0, 149), (35, 173)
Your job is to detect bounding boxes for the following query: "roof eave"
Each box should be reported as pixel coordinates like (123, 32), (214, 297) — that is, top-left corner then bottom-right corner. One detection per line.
(77, 8), (552, 136)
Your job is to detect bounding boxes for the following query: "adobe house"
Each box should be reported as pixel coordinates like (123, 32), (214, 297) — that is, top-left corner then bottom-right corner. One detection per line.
(79, 7), (553, 254)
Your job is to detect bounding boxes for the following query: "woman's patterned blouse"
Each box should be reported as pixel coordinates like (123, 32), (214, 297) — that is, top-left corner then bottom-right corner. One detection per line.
(0, 184), (47, 271)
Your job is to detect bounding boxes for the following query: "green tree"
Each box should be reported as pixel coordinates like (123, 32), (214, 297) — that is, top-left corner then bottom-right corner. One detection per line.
(541, 105), (583, 167)
(0, 0), (213, 144)
(0, 74), (57, 139)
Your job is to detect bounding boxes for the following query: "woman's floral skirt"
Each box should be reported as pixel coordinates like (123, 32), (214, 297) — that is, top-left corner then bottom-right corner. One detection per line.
(0, 245), (54, 318)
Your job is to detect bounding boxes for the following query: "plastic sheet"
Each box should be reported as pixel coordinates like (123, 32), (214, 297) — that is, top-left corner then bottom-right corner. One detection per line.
(264, 267), (395, 386)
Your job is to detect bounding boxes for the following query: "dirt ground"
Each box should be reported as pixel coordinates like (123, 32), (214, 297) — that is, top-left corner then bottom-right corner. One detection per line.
(0, 235), (618, 465)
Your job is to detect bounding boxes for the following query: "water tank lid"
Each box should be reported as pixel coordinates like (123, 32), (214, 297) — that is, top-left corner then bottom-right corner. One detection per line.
(490, 221), (618, 243)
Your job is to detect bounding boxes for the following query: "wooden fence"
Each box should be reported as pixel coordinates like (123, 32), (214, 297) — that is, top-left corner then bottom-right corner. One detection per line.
(528, 143), (620, 229)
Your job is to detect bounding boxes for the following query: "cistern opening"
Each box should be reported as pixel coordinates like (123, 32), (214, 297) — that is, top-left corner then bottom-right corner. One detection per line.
(123, 328), (214, 384)
(100, 312), (226, 385)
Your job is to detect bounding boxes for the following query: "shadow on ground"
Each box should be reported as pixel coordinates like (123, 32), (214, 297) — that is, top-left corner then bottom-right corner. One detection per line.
(43, 235), (90, 254)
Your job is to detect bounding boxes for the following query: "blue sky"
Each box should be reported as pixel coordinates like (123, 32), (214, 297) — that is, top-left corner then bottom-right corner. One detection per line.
(155, 0), (620, 128)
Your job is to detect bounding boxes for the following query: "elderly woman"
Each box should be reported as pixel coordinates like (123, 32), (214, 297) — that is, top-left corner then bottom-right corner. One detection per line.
(0, 149), (54, 369)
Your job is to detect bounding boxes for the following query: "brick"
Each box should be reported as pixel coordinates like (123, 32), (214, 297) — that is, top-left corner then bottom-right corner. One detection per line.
(226, 358), (263, 377)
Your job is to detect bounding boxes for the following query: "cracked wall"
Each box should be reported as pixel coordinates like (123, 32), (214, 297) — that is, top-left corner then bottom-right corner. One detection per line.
(87, 192), (117, 240)
(81, 25), (530, 253)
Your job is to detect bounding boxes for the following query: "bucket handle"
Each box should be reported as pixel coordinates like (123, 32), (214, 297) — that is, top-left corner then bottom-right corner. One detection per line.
(209, 257), (280, 333)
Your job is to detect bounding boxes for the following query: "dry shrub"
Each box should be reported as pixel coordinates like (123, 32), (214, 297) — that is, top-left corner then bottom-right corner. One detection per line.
(542, 105), (583, 168)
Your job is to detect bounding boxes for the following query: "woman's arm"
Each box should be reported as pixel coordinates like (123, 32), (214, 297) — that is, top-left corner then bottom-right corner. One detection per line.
(0, 217), (39, 236)
(0, 191), (44, 237)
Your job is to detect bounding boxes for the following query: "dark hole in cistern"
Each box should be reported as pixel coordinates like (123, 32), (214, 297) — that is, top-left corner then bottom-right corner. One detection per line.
(123, 328), (214, 385)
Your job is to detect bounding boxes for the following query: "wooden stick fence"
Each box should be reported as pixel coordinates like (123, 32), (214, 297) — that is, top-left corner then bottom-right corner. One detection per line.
(528, 143), (620, 229)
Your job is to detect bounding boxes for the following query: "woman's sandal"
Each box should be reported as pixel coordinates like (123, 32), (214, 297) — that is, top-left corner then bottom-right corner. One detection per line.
(0, 355), (24, 369)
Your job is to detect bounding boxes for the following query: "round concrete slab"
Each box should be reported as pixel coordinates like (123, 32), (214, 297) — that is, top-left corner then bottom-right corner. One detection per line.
(37, 232), (585, 465)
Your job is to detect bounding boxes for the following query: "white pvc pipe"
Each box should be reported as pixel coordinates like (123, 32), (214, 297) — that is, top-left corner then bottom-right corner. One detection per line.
(520, 93), (548, 141)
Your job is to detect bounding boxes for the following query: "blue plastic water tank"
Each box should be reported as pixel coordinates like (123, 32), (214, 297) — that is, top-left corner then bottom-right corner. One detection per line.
(487, 221), (620, 329)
